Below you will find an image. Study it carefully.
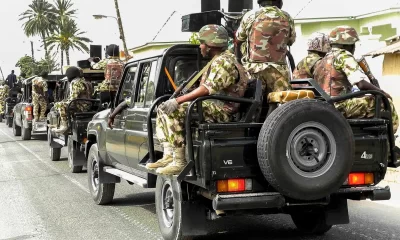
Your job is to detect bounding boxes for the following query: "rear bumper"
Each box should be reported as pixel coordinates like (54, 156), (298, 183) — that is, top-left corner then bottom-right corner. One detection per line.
(212, 186), (391, 211)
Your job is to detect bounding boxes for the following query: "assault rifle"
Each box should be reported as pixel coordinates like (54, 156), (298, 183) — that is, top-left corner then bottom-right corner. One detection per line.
(357, 57), (380, 88)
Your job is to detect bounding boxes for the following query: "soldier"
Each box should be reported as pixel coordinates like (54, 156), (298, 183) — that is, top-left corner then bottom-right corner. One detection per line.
(146, 24), (248, 176)
(314, 26), (399, 132)
(90, 44), (124, 93)
(32, 72), (48, 122)
(293, 32), (330, 79)
(0, 81), (9, 116)
(235, 0), (296, 93)
(54, 66), (92, 133)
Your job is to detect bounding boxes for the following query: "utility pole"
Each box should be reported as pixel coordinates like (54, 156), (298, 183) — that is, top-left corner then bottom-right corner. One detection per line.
(0, 65), (4, 80)
(113, 0), (129, 58)
(31, 41), (35, 60)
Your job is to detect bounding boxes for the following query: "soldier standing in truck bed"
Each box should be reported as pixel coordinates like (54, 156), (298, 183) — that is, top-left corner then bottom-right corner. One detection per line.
(235, 0), (296, 94)
(32, 72), (48, 122)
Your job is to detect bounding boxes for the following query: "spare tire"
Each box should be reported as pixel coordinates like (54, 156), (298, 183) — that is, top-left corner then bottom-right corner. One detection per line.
(257, 99), (354, 200)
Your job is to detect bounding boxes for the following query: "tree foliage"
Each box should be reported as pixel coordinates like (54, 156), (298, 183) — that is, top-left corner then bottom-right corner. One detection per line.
(189, 32), (200, 45)
(15, 55), (59, 78)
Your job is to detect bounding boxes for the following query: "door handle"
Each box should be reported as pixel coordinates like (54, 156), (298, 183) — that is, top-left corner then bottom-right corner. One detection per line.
(142, 123), (148, 131)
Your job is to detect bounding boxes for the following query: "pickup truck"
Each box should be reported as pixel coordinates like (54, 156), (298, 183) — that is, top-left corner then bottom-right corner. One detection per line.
(84, 43), (398, 240)
(3, 85), (22, 128)
(12, 76), (58, 140)
(47, 68), (106, 173)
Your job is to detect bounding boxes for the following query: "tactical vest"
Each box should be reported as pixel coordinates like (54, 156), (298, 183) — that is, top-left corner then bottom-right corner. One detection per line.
(224, 62), (249, 114)
(248, 8), (291, 64)
(33, 78), (45, 96)
(292, 56), (321, 79)
(105, 61), (124, 91)
(314, 53), (351, 97)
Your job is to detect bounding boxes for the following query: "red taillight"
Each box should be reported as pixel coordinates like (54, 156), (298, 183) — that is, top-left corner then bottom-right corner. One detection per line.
(25, 106), (32, 112)
(217, 179), (252, 193)
(24, 106), (33, 120)
(346, 173), (374, 186)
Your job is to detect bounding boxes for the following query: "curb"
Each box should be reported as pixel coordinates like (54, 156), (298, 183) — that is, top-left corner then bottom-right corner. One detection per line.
(384, 167), (400, 184)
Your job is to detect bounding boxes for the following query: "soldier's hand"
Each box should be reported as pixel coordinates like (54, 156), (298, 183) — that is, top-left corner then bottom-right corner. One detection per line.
(159, 99), (179, 115)
(108, 117), (114, 129)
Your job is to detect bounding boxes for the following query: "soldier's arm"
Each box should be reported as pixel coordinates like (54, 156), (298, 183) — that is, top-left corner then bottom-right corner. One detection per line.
(69, 81), (83, 100)
(92, 59), (106, 70)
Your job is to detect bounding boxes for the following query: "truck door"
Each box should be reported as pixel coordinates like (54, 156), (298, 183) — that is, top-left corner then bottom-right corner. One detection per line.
(105, 65), (137, 169)
(125, 59), (159, 170)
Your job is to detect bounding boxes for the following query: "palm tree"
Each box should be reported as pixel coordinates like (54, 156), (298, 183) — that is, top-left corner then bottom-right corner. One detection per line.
(20, 0), (56, 60)
(53, 0), (76, 23)
(47, 18), (92, 69)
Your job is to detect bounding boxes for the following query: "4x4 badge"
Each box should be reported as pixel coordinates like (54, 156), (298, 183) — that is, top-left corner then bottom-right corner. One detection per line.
(361, 151), (373, 160)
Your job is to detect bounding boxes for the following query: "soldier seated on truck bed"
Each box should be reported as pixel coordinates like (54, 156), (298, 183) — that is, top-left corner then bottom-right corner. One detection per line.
(52, 66), (93, 133)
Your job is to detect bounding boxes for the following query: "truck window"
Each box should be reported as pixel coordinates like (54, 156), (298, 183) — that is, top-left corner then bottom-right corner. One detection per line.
(174, 59), (208, 87)
(119, 65), (137, 106)
(135, 60), (158, 108)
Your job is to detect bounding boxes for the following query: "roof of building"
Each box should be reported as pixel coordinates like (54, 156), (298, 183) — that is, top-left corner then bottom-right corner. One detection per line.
(365, 35), (400, 57)
(287, 0), (400, 20)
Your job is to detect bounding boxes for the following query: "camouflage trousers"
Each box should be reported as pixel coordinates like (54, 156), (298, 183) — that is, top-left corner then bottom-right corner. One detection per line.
(156, 101), (231, 148)
(32, 94), (47, 120)
(54, 101), (91, 122)
(335, 96), (399, 132)
(0, 97), (5, 114)
(249, 65), (292, 94)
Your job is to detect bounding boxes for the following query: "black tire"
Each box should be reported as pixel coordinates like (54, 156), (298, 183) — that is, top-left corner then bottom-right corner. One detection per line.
(68, 137), (83, 173)
(87, 144), (115, 205)
(156, 176), (192, 240)
(50, 147), (61, 161)
(7, 118), (12, 128)
(13, 118), (21, 136)
(291, 210), (333, 235)
(257, 99), (355, 201)
(21, 125), (32, 140)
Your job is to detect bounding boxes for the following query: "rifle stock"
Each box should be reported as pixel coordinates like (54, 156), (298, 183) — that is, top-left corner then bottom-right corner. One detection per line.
(358, 57), (380, 88)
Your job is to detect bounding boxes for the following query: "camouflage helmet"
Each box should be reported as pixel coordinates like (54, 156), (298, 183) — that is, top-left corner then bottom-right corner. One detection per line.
(329, 26), (360, 45)
(307, 32), (331, 53)
(198, 24), (229, 48)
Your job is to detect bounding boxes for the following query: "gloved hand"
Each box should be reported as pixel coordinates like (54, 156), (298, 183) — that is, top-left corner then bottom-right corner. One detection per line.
(159, 99), (179, 115)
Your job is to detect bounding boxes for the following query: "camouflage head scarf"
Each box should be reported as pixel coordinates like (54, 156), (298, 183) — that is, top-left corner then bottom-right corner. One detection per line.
(329, 26), (360, 45)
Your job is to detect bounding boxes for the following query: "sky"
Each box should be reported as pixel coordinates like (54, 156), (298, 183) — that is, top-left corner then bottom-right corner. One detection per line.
(0, 0), (351, 78)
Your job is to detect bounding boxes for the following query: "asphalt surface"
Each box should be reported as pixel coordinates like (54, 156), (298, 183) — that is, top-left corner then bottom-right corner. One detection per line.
(0, 123), (399, 240)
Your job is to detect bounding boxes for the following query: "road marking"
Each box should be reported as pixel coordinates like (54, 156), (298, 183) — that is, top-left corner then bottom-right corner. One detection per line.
(0, 129), (162, 239)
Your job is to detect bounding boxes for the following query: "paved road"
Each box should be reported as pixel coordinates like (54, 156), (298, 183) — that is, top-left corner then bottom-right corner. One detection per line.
(0, 124), (399, 240)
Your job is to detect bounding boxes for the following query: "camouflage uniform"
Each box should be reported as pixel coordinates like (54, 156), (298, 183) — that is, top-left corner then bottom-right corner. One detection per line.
(54, 77), (92, 124)
(32, 77), (48, 121)
(93, 57), (124, 92)
(314, 26), (399, 132)
(0, 85), (9, 115)
(293, 32), (331, 79)
(155, 50), (246, 148)
(236, 5), (296, 93)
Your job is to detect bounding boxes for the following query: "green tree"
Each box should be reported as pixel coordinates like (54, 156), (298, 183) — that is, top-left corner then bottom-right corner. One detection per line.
(47, 18), (92, 68)
(53, 0), (76, 23)
(15, 55), (59, 78)
(19, 0), (56, 60)
(189, 32), (200, 44)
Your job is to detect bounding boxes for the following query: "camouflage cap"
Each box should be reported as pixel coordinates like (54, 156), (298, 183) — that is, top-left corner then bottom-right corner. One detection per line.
(198, 24), (229, 48)
(308, 32), (331, 53)
(329, 26), (360, 45)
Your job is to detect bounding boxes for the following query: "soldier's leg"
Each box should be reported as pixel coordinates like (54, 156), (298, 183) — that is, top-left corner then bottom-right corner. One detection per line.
(146, 109), (174, 169)
(202, 101), (231, 123)
(54, 101), (68, 132)
(32, 95), (40, 121)
(39, 97), (47, 120)
(156, 102), (190, 175)
(335, 97), (399, 133)
(250, 65), (291, 94)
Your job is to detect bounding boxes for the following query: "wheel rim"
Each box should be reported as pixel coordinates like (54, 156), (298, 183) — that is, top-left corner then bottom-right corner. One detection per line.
(161, 181), (174, 228)
(286, 122), (337, 178)
(91, 156), (100, 193)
